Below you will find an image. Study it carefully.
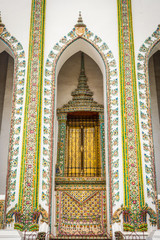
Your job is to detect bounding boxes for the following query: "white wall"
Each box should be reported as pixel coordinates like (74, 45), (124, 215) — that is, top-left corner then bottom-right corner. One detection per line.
(44, 0), (118, 64)
(132, 0), (160, 63)
(0, 0), (31, 61)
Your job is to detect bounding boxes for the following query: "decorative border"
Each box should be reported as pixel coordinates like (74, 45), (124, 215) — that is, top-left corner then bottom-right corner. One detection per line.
(0, 200), (5, 229)
(0, 28), (26, 210)
(18, 0), (46, 215)
(41, 27), (121, 230)
(117, 0), (144, 217)
(137, 26), (160, 212)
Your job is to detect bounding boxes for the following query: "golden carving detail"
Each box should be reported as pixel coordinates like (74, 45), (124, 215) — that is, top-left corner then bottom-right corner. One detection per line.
(75, 27), (86, 37)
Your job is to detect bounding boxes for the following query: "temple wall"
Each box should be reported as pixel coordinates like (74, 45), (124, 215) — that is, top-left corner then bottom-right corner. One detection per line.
(0, 0), (31, 63)
(132, 0), (160, 62)
(0, 0), (159, 234)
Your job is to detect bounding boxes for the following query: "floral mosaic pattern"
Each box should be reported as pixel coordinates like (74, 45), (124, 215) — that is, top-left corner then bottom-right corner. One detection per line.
(16, 0), (46, 231)
(41, 27), (121, 228)
(117, 0), (158, 230)
(0, 28), (26, 210)
(0, 200), (5, 229)
(137, 25), (160, 211)
(118, 0), (145, 216)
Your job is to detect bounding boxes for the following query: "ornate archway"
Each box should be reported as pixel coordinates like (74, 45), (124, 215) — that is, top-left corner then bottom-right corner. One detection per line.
(136, 25), (160, 224)
(0, 26), (26, 216)
(40, 16), (121, 234)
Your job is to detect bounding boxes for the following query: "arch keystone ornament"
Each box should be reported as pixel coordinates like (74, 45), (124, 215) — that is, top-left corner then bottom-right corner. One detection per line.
(75, 11), (86, 37)
(40, 12), (122, 234)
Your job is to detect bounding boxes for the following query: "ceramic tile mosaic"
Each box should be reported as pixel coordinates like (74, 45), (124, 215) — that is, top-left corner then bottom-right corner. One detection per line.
(41, 23), (121, 231)
(56, 190), (107, 235)
(0, 28), (26, 212)
(117, 0), (157, 231)
(0, 200), (4, 229)
(137, 25), (160, 221)
(15, 0), (46, 231)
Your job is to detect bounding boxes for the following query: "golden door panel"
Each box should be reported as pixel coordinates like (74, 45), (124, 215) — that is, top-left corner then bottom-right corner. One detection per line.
(65, 116), (101, 177)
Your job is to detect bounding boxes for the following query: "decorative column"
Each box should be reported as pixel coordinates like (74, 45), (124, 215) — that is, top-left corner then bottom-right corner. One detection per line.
(56, 114), (67, 177)
(17, 0), (46, 231)
(99, 113), (105, 177)
(117, 0), (145, 230)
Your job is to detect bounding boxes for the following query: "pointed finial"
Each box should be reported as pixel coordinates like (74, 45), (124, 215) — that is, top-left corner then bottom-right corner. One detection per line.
(75, 11), (86, 28)
(75, 12), (86, 37)
(0, 12), (5, 34)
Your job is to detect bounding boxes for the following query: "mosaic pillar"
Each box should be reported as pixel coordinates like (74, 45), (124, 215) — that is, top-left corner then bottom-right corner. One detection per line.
(117, 0), (145, 231)
(56, 114), (67, 177)
(0, 200), (5, 229)
(16, 0), (46, 231)
(99, 113), (105, 177)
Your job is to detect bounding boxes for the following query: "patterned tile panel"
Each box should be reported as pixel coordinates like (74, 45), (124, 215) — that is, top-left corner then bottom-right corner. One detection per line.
(16, 0), (46, 231)
(117, 0), (144, 213)
(56, 190), (107, 235)
(0, 200), (5, 229)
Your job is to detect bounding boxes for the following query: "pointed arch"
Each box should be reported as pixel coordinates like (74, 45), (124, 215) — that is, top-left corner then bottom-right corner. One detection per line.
(137, 25), (160, 216)
(0, 28), (26, 212)
(40, 27), (121, 230)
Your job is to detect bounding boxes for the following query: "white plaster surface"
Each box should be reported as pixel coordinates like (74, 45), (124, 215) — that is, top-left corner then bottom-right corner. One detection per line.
(0, 195), (5, 200)
(0, 0), (31, 62)
(132, 0), (160, 64)
(147, 230), (160, 240)
(44, 0), (118, 66)
(0, 230), (22, 239)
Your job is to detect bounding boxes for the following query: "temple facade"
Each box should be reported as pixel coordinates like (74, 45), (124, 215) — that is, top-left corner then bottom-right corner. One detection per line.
(0, 0), (160, 239)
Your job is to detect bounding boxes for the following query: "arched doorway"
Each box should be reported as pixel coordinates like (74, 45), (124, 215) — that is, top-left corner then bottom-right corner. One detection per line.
(0, 41), (14, 196)
(148, 42), (160, 195)
(41, 25), (120, 236)
(136, 26), (160, 230)
(0, 27), (26, 221)
(55, 51), (106, 236)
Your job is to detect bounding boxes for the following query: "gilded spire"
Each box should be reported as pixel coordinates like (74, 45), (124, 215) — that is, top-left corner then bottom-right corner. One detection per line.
(57, 52), (104, 114)
(81, 52), (85, 73)
(71, 52), (93, 98)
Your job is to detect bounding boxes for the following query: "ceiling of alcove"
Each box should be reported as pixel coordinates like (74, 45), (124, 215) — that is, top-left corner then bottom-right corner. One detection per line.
(57, 51), (103, 108)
